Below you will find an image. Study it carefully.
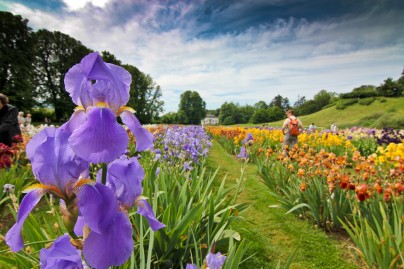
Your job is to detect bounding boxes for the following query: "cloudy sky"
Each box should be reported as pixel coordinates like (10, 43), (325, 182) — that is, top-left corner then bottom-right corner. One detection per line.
(1, 0), (404, 113)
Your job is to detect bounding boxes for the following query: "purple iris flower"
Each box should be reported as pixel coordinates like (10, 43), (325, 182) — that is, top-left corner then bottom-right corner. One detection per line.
(77, 182), (134, 269)
(64, 52), (153, 163)
(186, 264), (198, 269)
(237, 146), (248, 159)
(6, 126), (144, 269)
(205, 251), (226, 269)
(96, 155), (166, 231)
(40, 234), (83, 269)
(5, 125), (89, 252)
(242, 133), (253, 144)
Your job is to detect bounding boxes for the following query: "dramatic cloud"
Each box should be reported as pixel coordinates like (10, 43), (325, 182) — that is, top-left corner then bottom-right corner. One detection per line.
(2, 0), (404, 112)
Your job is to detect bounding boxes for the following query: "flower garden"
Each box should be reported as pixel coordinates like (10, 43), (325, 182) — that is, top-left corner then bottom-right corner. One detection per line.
(207, 125), (403, 268)
(0, 53), (403, 269)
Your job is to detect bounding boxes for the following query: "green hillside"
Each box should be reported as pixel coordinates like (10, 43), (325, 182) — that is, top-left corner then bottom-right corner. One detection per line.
(270, 97), (404, 129)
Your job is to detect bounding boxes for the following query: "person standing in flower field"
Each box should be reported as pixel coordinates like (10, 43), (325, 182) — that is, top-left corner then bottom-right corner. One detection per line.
(0, 93), (21, 146)
(282, 109), (304, 156)
(25, 113), (32, 126)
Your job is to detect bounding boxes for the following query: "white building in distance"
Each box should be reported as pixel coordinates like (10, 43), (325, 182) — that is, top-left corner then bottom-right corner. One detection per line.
(201, 115), (219, 125)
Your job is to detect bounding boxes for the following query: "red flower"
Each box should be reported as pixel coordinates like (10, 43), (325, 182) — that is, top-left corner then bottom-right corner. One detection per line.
(355, 184), (370, 201)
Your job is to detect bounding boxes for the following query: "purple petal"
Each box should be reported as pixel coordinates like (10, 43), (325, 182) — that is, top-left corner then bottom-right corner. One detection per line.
(120, 111), (153, 152)
(63, 110), (87, 133)
(73, 215), (85, 237)
(69, 107), (128, 163)
(186, 264), (198, 269)
(83, 212), (133, 269)
(206, 252), (226, 269)
(6, 190), (45, 252)
(26, 126), (89, 190)
(65, 53), (130, 111)
(102, 156), (144, 208)
(40, 234), (83, 269)
(64, 64), (93, 107)
(136, 199), (165, 231)
(77, 183), (119, 234)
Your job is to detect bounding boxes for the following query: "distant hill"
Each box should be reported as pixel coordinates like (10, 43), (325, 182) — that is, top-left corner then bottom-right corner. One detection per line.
(269, 97), (404, 129)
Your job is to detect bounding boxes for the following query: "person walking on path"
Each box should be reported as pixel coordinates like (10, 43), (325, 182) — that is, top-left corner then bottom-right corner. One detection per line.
(0, 93), (22, 146)
(282, 109), (304, 156)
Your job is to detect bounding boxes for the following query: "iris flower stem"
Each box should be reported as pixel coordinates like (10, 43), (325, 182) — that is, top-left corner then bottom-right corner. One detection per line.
(101, 163), (107, 185)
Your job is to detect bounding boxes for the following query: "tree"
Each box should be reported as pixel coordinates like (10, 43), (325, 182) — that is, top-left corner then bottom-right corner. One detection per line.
(33, 29), (92, 121)
(160, 112), (178, 124)
(124, 64), (164, 124)
(293, 96), (306, 108)
(254, 100), (268, 110)
(377, 78), (402, 97)
(251, 108), (270, 124)
(239, 105), (255, 123)
(313, 90), (331, 110)
(269, 94), (290, 111)
(218, 102), (238, 125)
(101, 50), (122, 65)
(0, 12), (36, 111)
(267, 106), (284, 121)
(206, 108), (220, 117)
(295, 100), (318, 116)
(178, 90), (206, 125)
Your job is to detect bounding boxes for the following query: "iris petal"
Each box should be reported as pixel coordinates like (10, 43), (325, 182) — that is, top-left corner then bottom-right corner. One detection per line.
(64, 110), (87, 133)
(83, 212), (133, 269)
(77, 183), (119, 234)
(69, 107), (128, 163)
(73, 215), (85, 237)
(65, 53), (131, 111)
(64, 64), (92, 108)
(103, 156), (144, 208)
(40, 234), (83, 269)
(26, 127), (58, 186)
(5, 190), (46, 252)
(136, 199), (166, 231)
(26, 126), (89, 190)
(120, 111), (154, 152)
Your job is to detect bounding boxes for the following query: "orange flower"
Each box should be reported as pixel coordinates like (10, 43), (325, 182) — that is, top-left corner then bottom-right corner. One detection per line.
(287, 164), (295, 171)
(297, 168), (305, 177)
(374, 182), (383, 194)
(355, 184), (370, 201)
(300, 181), (307, 191)
(339, 174), (350, 189)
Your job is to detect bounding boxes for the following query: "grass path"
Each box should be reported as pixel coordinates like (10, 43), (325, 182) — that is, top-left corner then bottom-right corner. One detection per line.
(206, 140), (360, 269)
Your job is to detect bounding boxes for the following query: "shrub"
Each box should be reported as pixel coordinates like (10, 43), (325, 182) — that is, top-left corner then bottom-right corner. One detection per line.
(372, 114), (404, 129)
(358, 97), (376, 106)
(30, 107), (54, 123)
(336, 98), (357, 110)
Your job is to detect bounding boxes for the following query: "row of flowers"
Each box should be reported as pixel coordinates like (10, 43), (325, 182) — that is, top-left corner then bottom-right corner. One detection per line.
(207, 125), (403, 268)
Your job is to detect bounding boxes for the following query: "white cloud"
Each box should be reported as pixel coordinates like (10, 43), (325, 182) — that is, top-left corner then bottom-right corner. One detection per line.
(61, 0), (110, 11)
(5, 1), (404, 113)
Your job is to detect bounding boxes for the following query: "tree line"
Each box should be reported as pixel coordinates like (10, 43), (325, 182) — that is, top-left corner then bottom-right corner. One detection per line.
(161, 71), (404, 125)
(0, 11), (164, 124)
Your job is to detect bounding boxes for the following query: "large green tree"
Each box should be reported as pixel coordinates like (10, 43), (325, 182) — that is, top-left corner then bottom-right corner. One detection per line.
(178, 90), (206, 125)
(377, 78), (402, 97)
(218, 102), (240, 125)
(269, 94), (290, 111)
(313, 89), (331, 109)
(124, 64), (164, 124)
(0, 11), (36, 111)
(33, 29), (92, 121)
